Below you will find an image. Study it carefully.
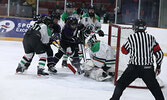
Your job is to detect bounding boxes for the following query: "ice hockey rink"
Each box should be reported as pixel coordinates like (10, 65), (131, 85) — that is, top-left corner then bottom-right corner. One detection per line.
(0, 30), (167, 100)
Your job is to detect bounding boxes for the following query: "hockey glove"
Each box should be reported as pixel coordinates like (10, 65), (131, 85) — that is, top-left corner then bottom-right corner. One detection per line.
(156, 68), (161, 75)
(97, 30), (104, 37)
(48, 33), (60, 45)
(82, 28), (91, 37)
(66, 47), (73, 56)
(77, 23), (85, 30)
(51, 33), (60, 41)
(53, 23), (61, 33)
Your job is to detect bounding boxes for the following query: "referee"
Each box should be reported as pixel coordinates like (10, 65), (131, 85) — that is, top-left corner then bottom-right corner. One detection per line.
(110, 19), (164, 100)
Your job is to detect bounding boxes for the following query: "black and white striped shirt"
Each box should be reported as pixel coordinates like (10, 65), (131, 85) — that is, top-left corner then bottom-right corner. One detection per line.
(121, 32), (164, 68)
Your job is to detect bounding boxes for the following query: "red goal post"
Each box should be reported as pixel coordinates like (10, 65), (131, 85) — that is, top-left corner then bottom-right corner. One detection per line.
(108, 23), (164, 89)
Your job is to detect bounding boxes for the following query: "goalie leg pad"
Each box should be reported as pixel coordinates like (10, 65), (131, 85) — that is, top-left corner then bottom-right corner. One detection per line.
(82, 60), (94, 71)
(89, 69), (103, 81)
(89, 69), (112, 81)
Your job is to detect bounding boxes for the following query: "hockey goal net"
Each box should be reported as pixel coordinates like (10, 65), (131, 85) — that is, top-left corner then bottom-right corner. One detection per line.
(108, 23), (164, 89)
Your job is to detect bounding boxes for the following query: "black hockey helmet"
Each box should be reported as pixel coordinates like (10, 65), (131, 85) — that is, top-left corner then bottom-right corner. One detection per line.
(66, 2), (73, 8)
(88, 5), (95, 10)
(77, 7), (84, 15)
(33, 14), (41, 21)
(51, 12), (60, 20)
(42, 16), (53, 26)
(88, 5), (95, 17)
(132, 19), (146, 32)
(66, 2), (74, 15)
(67, 17), (78, 29)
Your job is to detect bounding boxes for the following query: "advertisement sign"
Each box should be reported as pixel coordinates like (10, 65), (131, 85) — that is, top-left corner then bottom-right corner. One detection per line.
(0, 17), (32, 38)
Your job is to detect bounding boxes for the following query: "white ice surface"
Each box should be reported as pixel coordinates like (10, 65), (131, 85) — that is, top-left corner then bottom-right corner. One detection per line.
(0, 40), (166, 100)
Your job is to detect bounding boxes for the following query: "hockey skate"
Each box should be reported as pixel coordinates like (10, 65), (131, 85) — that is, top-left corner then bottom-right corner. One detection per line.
(37, 68), (49, 76)
(98, 72), (112, 81)
(47, 62), (57, 73)
(62, 60), (67, 67)
(76, 66), (84, 75)
(24, 62), (31, 70)
(84, 70), (91, 77)
(48, 66), (57, 73)
(16, 63), (26, 73)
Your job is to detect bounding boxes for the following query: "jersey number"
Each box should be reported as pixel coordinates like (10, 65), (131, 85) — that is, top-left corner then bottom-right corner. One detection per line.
(32, 23), (41, 31)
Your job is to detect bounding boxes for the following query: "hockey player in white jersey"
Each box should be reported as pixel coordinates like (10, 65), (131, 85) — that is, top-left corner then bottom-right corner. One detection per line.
(83, 36), (116, 81)
(16, 16), (55, 76)
(73, 5), (105, 68)
(80, 5), (104, 37)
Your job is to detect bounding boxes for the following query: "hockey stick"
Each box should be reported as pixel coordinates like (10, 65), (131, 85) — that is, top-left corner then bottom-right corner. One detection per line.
(52, 41), (77, 74)
(52, 41), (65, 53)
(77, 31), (87, 63)
(79, 43), (86, 62)
(67, 64), (77, 74)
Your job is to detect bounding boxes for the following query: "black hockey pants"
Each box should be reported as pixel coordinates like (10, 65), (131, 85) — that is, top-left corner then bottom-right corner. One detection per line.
(23, 30), (46, 54)
(110, 64), (164, 100)
(49, 41), (80, 65)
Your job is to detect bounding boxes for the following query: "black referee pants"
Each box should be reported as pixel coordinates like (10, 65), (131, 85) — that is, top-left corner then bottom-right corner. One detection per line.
(110, 64), (164, 100)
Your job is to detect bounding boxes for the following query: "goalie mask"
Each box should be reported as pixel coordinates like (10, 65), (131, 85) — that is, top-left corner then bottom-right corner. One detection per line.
(132, 19), (146, 32)
(87, 35), (97, 48)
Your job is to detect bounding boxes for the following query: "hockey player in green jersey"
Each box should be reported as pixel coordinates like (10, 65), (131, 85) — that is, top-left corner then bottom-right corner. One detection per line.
(60, 2), (83, 27)
(61, 3), (74, 22)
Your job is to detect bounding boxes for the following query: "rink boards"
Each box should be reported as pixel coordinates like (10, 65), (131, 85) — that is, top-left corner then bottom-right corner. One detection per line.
(0, 16), (167, 56)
